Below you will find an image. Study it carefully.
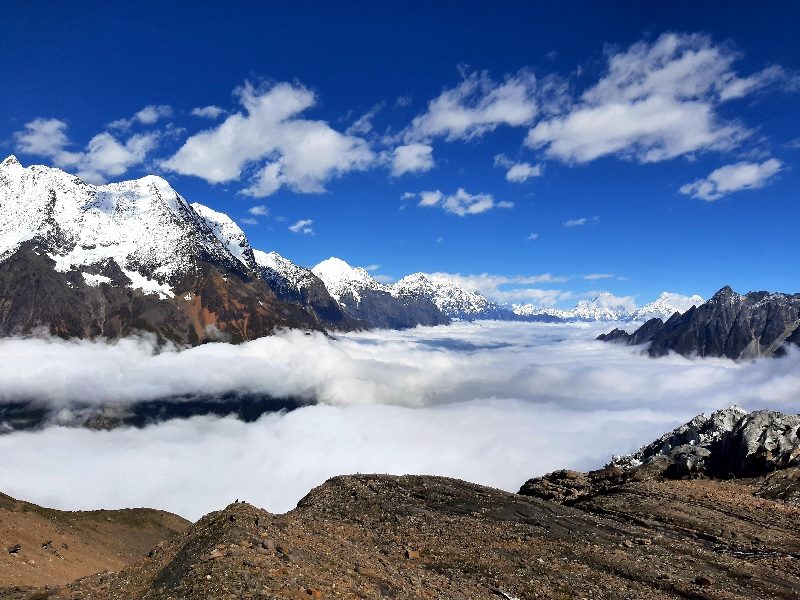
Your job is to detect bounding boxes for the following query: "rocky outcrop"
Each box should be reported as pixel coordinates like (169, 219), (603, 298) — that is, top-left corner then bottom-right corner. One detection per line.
(10, 473), (800, 599)
(0, 242), (323, 344)
(598, 286), (800, 359)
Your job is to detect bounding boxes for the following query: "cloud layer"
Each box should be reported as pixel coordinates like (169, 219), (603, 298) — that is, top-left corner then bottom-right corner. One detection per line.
(1, 322), (799, 519)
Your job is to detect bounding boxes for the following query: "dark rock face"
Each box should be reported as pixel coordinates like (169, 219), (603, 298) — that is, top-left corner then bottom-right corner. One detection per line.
(598, 286), (800, 359)
(338, 288), (450, 330)
(610, 406), (800, 479)
(257, 264), (362, 332)
(0, 242), (323, 345)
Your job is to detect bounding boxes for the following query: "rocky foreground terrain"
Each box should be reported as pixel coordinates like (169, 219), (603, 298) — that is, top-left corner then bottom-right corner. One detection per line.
(3, 407), (800, 599)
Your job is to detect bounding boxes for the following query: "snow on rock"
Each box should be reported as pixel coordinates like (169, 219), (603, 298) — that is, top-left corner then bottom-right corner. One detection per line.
(0, 157), (245, 297)
(311, 257), (385, 304)
(391, 273), (500, 319)
(631, 292), (705, 321)
(254, 250), (319, 295)
(191, 202), (255, 270)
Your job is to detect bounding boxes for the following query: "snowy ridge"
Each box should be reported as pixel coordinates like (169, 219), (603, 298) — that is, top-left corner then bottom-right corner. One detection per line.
(513, 291), (704, 322)
(254, 250), (319, 295)
(0, 156), (240, 298)
(631, 292), (705, 321)
(311, 257), (385, 304)
(391, 273), (499, 319)
(192, 202), (256, 270)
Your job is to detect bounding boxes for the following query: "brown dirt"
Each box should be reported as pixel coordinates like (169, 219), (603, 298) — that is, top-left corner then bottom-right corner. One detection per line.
(0, 491), (188, 591)
(4, 474), (799, 599)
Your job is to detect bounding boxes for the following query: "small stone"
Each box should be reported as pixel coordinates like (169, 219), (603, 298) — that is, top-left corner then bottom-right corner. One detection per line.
(405, 549), (421, 560)
(622, 540), (634, 548)
(7, 544), (21, 555)
(635, 538), (652, 545)
(694, 576), (712, 586)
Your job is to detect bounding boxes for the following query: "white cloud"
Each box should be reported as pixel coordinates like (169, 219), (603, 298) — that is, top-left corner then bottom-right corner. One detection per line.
(405, 69), (539, 142)
(505, 162), (542, 182)
(13, 118), (158, 184)
(494, 154), (542, 182)
(190, 105), (225, 119)
(108, 105), (173, 130)
(583, 273), (616, 280)
(289, 218), (314, 235)
(525, 33), (778, 163)
(363, 264), (380, 271)
(679, 158), (783, 201)
(248, 205), (269, 216)
(427, 271), (570, 305)
(163, 81), (375, 196)
(564, 217), (591, 227)
(391, 143), (435, 176)
(2, 323), (799, 519)
(412, 188), (513, 216)
(240, 217), (259, 225)
(345, 103), (383, 136)
(527, 233), (539, 241)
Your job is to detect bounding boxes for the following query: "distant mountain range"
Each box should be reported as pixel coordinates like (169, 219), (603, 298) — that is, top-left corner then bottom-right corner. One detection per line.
(599, 286), (800, 359)
(0, 156), (706, 343)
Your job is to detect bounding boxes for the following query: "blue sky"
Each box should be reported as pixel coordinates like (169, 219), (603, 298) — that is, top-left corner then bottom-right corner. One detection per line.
(2, 1), (799, 308)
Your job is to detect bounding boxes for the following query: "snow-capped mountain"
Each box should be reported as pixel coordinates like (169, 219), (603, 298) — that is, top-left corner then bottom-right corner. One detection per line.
(512, 292), (704, 323)
(0, 155), (242, 297)
(254, 251), (358, 330)
(0, 156), (325, 342)
(391, 273), (506, 320)
(312, 258), (386, 305)
(312, 258), (449, 329)
(630, 292), (704, 321)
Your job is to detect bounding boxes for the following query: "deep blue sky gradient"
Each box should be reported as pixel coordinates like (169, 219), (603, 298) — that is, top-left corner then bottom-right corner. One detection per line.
(1, 1), (798, 305)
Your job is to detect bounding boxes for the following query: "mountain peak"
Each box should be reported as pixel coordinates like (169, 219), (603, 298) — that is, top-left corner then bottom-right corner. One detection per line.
(712, 285), (737, 300)
(0, 155), (21, 169)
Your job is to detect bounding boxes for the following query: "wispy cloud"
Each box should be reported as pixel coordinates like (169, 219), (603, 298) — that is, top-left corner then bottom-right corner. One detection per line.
(563, 216), (599, 227)
(679, 158), (783, 201)
(289, 218), (314, 235)
(248, 205), (269, 216)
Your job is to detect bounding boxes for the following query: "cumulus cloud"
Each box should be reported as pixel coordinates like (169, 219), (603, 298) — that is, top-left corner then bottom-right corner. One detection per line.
(391, 143), (435, 176)
(404, 70), (539, 142)
(163, 81), (374, 196)
(289, 218), (314, 235)
(525, 33), (781, 163)
(679, 158), (783, 201)
(248, 205), (269, 216)
(527, 233), (539, 241)
(239, 217), (259, 225)
(494, 154), (542, 182)
(411, 188), (513, 216)
(108, 105), (173, 130)
(13, 118), (158, 184)
(190, 105), (225, 119)
(1, 322), (800, 518)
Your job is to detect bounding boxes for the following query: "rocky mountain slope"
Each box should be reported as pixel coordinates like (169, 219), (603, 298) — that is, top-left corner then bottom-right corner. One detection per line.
(312, 258), (449, 329)
(598, 286), (800, 358)
(0, 156), (326, 343)
(4, 408), (800, 599)
(390, 273), (510, 320)
(254, 251), (361, 331)
(0, 491), (188, 590)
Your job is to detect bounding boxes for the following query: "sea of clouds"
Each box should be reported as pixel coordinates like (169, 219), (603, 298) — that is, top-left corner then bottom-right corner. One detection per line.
(1, 321), (799, 520)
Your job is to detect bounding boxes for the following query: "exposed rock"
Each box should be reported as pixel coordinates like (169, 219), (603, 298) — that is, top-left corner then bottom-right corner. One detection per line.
(9, 474), (800, 599)
(598, 286), (800, 359)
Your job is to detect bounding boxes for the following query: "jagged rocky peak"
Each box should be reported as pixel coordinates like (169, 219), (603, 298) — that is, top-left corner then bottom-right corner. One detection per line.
(611, 406), (800, 478)
(1, 154), (21, 169)
(598, 285), (800, 359)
